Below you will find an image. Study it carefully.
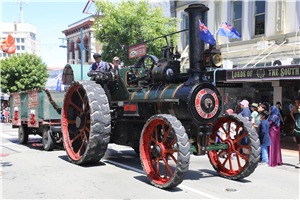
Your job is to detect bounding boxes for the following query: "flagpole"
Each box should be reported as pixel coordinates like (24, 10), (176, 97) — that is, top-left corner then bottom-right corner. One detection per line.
(214, 21), (222, 39)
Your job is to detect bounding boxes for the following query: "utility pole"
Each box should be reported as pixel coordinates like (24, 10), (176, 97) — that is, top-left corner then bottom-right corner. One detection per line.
(16, 0), (28, 23)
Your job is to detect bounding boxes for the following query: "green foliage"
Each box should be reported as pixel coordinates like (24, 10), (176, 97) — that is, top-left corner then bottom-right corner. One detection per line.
(94, 0), (181, 66)
(0, 53), (49, 93)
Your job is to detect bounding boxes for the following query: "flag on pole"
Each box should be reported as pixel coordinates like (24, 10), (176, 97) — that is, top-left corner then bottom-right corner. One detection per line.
(198, 20), (215, 46)
(216, 21), (241, 39)
(56, 71), (62, 91)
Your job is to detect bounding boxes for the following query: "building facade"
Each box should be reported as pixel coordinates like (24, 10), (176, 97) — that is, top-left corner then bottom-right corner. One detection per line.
(172, 0), (300, 135)
(0, 22), (40, 59)
(62, 15), (101, 65)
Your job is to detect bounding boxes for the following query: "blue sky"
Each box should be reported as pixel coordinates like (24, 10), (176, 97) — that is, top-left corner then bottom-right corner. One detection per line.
(1, 0), (90, 69)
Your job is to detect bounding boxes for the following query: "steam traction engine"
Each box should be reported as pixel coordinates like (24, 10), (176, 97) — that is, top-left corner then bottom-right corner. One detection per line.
(61, 4), (260, 188)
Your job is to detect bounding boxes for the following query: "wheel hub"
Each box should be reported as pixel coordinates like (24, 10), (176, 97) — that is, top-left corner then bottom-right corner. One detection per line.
(152, 144), (163, 158)
(76, 113), (86, 129)
(224, 139), (234, 153)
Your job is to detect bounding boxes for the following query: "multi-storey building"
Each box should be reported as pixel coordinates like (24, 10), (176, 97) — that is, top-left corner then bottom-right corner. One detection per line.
(62, 15), (101, 65)
(172, 0), (300, 135)
(0, 22), (40, 59)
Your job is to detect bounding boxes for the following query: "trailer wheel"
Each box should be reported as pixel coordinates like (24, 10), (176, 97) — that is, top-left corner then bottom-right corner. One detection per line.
(207, 114), (261, 180)
(140, 114), (190, 188)
(18, 124), (28, 144)
(62, 80), (111, 165)
(42, 127), (54, 151)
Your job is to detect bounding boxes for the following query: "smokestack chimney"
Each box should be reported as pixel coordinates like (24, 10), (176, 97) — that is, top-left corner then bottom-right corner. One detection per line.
(184, 4), (209, 85)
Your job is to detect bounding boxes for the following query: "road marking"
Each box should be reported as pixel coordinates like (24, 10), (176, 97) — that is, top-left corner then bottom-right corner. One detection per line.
(104, 159), (220, 199)
(1, 133), (18, 139)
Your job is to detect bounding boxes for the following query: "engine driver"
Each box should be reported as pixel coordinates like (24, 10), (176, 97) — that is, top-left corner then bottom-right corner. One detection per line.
(87, 53), (111, 76)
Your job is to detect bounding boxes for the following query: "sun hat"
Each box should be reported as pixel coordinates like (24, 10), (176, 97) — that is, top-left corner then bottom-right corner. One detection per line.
(250, 103), (258, 108)
(240, 100), (249, 107)
(295, 97), (300, 101)
(113, 57), (120, 61)
(226, 109), (234, 114)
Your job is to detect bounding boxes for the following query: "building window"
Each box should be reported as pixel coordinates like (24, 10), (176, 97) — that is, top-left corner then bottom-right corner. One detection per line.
(16, 38), (20, 43)
(17, 46), (20, 50)
(276, 0), (284, 32)
(21, 38), (25, 43)
(232, 1), (242, 38)
(85, 39), (89, 62)
(3, 53), (6, 57)
(0, 53), (2, 57)
(21, 46), (25, 50)
(254, 1), (265, 35)
(78, 48), (81, 61)
(72, 43), (75, 59)
(184, 14), (189, 48)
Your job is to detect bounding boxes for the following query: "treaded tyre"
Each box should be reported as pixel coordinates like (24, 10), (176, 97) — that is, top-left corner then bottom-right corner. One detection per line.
(140, 114), (190, 188)
(207, 114), (261, 180)
(18, 124), (28, 144)
(42, 127), (54, 151)
(62, 80), (111, 165)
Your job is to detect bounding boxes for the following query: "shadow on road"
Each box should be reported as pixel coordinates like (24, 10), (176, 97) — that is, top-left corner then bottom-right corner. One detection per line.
(57, 155), (106, 167)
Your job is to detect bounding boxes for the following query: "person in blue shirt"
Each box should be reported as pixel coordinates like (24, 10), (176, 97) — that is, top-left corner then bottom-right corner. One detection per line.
(258, 110), (271, 165)
(239, 100), (251, 121)
(238, 100), (251, 154)
(87, 53), (111, 76)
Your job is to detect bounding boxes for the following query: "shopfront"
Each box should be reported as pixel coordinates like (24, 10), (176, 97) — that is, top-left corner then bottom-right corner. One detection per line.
(215, 65), (300, 135)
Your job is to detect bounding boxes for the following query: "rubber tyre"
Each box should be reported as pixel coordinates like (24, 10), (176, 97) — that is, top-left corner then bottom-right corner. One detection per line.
(62, 80), (111, 165)
(140, 114), (190, 188)
(18, 124), (28, 144)
(207, 113), (261, 180)
(42, 127), (54, 151)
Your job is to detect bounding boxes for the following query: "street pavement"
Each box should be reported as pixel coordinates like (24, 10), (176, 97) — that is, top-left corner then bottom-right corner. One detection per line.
(1, 123), (300, 199)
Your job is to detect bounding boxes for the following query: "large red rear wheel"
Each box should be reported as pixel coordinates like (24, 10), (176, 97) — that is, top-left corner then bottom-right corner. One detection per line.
(62, 80), (111, 165)
(140, 114), (190, 188)
(207, 114), (260, 179)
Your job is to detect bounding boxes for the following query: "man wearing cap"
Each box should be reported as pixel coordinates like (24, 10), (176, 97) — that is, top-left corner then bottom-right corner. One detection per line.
(87, 53), (111, 76)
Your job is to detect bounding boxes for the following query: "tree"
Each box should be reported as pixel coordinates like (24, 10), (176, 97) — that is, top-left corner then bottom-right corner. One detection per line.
(1, 53), (49, 93)
(94, 0), (180, 66)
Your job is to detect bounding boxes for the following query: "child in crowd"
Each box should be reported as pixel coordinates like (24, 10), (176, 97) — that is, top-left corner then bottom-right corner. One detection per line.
(250, 103), (261, 131)
(258, 110), (271, 165)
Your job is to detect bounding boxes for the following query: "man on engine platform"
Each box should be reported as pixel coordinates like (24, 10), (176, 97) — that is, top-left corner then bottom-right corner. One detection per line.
(87, 53), (111, 76)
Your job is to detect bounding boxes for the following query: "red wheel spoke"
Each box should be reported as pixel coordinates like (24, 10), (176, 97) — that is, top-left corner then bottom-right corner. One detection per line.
(152, 157), (158, 165)
(86, 109), (90, 114)
(221, 155), (230, 167)
(164, 149), (177, 154)
(238, 144), (250, 149)
(76, 136), (86, 156)
(161, 127), (172, 144)
(217, 150), (225, 157)
(170, 138), (176, 146)
(155, 127), (158, 142)
(156, 159), (160, 175)
(76, 89), (84, 107)
(162, 157), (174, 176)
(170, 154), (177, 164)
(216, 133), (225, 143)
(228, 154), (233, 172)
(68, 120), (76, 124)
(233, 149), (247, 160)
(235, 153), (242, 169)
(70, 101), (82, 112)
(151, 136), (157, 143)
(86, 120), (90, 124)
(85, 127), (90, 134)
(70, 131), (83, 143)
(221, 126), (228, 136)
(235, 132), (247, 142)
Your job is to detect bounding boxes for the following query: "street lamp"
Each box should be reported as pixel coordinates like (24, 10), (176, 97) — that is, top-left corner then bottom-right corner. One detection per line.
(59, 28), (96, 80)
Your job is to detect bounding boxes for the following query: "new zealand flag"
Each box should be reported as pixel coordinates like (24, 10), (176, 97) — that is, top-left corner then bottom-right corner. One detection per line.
(199, 20), (215, 46)
(216, 21), (241, 39)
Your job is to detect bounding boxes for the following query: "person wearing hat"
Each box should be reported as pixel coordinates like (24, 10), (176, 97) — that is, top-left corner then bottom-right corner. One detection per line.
(109, 57), (122, 70)
(87, 53), (111, 76)
(250, 103), (261, 131)
(239, 100), (251, 121)
(238, 100), (251, 155)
